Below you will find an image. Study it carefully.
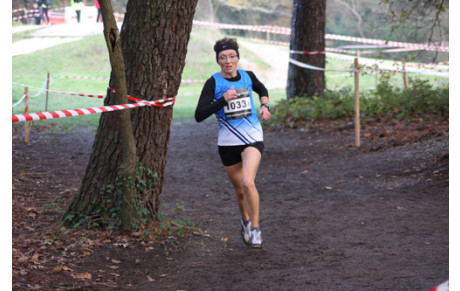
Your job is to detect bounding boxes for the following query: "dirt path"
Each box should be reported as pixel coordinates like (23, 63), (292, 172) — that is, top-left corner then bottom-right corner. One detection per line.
(239, 40), (289, 89)
(12, 118), (448, 290)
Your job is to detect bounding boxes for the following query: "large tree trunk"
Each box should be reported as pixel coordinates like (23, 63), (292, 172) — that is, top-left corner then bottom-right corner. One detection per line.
(287, 0), (326, 99)
(64, 0), (198, 228)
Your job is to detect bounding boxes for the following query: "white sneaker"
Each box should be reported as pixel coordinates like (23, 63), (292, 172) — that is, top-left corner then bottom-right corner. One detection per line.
(241, 219), (252, 246)
(251, 227), (263, 248)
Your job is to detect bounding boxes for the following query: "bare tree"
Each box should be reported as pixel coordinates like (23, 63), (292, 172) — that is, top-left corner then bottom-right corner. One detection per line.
(381, 0), (448, 44)
(335, 0), (365, 38)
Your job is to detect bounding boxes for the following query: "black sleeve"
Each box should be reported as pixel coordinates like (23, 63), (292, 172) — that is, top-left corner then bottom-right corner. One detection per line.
(194, 78), (227, 122)
(246, 71), (269, 100)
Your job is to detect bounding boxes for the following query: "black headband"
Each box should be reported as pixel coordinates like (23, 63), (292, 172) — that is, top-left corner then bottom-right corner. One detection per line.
(215, 43), (239, 61)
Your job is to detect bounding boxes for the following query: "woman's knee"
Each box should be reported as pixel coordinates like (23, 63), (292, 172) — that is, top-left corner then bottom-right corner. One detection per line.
(241, 178), (256, 193)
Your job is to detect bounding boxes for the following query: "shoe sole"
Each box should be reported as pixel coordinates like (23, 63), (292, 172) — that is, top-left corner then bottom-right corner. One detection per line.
(251, 243), (263, 248)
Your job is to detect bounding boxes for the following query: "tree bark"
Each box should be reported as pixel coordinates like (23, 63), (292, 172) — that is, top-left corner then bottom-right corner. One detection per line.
(287, 0), (326, 99)
(64, 0), (198, 228)
(98, 0), (137, 230)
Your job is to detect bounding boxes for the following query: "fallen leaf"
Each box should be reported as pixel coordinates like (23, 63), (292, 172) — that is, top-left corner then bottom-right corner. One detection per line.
(72, 272), (92, 280)
(26, 208), (39, 219)
(53, 265), (73, 273)
(147, 275), (155, 282)
(18, 256), (29, 263)
(113, 242), (129, 248)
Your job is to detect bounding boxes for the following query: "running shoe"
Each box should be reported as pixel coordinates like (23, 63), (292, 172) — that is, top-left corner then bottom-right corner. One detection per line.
(251, 227), (263, 248)
(240, 219), (252, 246)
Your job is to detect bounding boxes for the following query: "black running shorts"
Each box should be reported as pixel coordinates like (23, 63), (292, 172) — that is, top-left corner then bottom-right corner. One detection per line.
(218, 142), (264, 167)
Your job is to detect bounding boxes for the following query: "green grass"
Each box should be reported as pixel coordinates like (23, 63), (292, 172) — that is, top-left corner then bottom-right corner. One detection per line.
(12, 27), (274, 131)
(12, 26), (448, 132)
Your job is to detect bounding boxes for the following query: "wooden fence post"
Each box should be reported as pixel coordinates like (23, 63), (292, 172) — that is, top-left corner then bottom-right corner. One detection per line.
(402, 61), (408, 90)
(354, 58), (360, 147)
(24, 87), (30, 144)
(45, 72), (50, 111)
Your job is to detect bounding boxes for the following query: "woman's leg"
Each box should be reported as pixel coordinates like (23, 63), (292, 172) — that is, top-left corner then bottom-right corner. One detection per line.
(224, 146), (262, 226)
(225, 162), (249, 222)
(45, 9), (50, 24)
(240, 146), (262, 227)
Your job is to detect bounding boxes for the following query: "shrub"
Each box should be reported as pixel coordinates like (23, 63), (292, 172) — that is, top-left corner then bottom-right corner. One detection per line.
(265, 78), (448, 130)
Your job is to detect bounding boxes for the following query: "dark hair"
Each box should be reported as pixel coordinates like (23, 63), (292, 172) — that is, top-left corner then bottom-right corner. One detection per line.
(214, 37), (240, 62)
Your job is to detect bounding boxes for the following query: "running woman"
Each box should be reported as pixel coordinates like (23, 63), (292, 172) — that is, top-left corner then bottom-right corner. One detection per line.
(195, 37), (271, 248)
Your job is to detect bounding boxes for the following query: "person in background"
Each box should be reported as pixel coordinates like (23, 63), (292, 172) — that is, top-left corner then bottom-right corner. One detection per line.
(195, 37), (271, 248)
(40, 0), (51, 25)
(71, 0), (84, 23)
(33, 2), (41, 25)
(94, 0), (102, 22)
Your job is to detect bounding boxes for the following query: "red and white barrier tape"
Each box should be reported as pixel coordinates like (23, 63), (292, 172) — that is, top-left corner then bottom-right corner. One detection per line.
(194, 21), (448, 53)
(193, 20), (291, 35)
(427, 280), (448, 291)
(256, 38), (356, 55)
(55, 75), (110, 81)
(12, 8), (26, 14)
(13, 76), (201, 110)
(12, 7), (65, 14)
(290, 48), (358, 55)
(13, 82), (106, 99)
(12, 97), (175, 123)
(406, 61), (449, 68)
(13, 7), (66, 20)
(325, 33), (449, 53)
(54, 75), (205, 84)
(289, 58), (448, 77)
(13, 13), (39, 20)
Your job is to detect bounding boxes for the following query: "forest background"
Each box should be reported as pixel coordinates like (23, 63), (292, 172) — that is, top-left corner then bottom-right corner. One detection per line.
(12, 0), (450, 65)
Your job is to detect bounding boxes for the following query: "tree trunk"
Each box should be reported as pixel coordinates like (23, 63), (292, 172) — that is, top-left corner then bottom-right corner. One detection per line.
(98, 0), (137, 230)
(64, 0), (198, 228)
(287, 0), (326, 99)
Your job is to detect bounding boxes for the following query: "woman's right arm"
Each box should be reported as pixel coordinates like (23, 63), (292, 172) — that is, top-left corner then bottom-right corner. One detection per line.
(195, 78), (227, 122)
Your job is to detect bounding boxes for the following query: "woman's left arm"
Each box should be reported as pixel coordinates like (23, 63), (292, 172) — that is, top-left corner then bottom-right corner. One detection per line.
(247, 71), (271, 121)
(259, 96), (271, 121)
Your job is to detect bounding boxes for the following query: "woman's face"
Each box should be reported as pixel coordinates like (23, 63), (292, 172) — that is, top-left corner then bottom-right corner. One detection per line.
(217, 49), (239, 77)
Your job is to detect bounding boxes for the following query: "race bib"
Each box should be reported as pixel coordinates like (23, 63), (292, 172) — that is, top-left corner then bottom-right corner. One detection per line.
(224, 87), (251, 120)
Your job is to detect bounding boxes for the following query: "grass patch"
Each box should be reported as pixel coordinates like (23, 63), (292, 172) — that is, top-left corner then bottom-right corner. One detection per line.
(12, 26), (448, 133)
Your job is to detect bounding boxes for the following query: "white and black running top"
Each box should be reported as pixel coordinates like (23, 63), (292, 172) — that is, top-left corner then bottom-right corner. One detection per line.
(195, 70), (269, 146)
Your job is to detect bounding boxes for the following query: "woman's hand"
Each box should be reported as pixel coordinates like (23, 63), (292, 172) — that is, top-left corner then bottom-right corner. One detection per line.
(224, 86), (237, 102)
(259, 106), (271, 121)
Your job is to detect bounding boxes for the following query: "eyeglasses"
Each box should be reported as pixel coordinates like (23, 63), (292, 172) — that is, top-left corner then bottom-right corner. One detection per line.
(218, 55), (238, 62)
